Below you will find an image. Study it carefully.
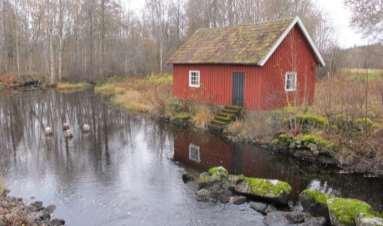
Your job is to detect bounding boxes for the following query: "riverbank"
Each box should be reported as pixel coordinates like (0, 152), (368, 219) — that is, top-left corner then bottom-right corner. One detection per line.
(95, 74), (383, 177)
(189, 166), (383, 226)
(0, 189), (65, 225)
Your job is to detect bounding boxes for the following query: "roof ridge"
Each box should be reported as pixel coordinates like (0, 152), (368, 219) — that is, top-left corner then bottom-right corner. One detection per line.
(195, 16), (297, 33)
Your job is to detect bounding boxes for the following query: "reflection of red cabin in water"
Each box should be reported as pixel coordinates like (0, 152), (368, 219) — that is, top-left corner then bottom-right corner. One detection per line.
(168, 17), (325, 110)
(173, 131), (305, 196)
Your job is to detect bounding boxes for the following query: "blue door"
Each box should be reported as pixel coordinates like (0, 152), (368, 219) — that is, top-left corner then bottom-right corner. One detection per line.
(232, 72), (244, 106)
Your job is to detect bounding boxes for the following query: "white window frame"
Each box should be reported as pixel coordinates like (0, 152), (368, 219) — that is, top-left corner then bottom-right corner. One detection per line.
(189, 70), (201, 88)
(188, 143), (201, 163)
(285, 71), (297, 92)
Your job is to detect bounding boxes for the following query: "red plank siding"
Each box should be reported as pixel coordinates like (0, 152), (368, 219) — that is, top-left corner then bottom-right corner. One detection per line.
(172, 25), (318, 111)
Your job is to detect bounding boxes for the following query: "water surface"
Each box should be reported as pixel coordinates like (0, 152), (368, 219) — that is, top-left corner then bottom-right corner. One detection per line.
(0, 90), (381, 226)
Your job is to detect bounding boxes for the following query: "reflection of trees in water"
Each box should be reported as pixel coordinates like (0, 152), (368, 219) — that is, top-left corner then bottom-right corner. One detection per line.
(0, 90), (172, 189)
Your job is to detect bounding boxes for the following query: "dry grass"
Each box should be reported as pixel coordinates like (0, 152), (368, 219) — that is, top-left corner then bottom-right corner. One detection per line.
(192, 105), (214, 129)
(56, 82), (91, 92)
(96, 74), (174, 115)
(0, 177), (5, 195)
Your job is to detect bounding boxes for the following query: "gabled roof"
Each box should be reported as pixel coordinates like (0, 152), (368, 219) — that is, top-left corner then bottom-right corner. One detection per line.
(168, 17), (325, 67)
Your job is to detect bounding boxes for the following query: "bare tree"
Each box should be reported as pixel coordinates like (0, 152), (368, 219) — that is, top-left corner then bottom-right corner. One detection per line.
(345, 0), (383, 42)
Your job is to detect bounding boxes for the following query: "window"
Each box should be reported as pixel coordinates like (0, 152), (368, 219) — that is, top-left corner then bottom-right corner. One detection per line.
(188, 143), (201, 163)
(189, 70), (200, 88)
(285, 72), (297, 91)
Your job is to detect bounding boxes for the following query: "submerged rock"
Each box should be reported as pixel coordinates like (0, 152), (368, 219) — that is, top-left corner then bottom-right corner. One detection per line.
(63, 122), (70, 131)
(249, 202), (277, 215)
(229, 196), (247, 205)
(64, 129), (73, 139)
(234, 177), (292, 205)
(196, 189), (211, 202)
(264, 211), (325, 226)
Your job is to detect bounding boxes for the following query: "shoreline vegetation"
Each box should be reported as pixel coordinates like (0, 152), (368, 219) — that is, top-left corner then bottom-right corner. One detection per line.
(190, 166), (383, 226)
(94, 72), (383, 177)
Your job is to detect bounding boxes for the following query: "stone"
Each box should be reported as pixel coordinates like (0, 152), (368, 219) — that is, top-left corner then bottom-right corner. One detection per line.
(299, 189), (331, 221)
(235, 177), (292, 205)
(327, 197), (374, 226)
(249, 202), (268, 214)
(51, 218), (66, 226)
(264, 211), (323, 226)
(82, 124), (91, 133)
(229, 196), (247, 205)
(285, 211), (306, 224)
(356, 214), (383, 226)
(46, 205), (56, 214)
(301, 217), (327, 226)
(182, 173), (194, 183)
(264, 211), (291, 226)
(196, 189), (211, 202)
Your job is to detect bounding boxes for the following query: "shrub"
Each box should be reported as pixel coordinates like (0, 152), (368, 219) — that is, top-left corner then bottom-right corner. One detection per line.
(192, 105), (214, 129)
(295, 113), (328, 130)
(296, 134), (335, 150)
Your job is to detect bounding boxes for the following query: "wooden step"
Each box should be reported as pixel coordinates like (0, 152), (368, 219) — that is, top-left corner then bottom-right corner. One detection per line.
(214, 115), (232, 123)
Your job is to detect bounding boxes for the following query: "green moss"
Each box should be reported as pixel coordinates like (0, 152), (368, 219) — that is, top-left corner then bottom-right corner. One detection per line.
(355, 117), (375, 131)
(272, 133), (294, 146)
(173, 112), (191, 121)
(208, 166), (228, 177)
(244, 177), (292, 198)
(301, 189), (331, 205)
(296, 134), (335, 150)
(328, 198), (374, 226)
(296, 113), (328, 128)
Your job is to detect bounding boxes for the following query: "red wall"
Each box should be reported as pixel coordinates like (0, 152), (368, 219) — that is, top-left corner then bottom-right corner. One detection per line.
(172, 25), (318, 110)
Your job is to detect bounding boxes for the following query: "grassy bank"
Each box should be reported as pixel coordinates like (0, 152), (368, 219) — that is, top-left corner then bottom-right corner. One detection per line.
(56, 82), (91, 92)
(95, 73), (383, 175)
(95, 74), (216, 129)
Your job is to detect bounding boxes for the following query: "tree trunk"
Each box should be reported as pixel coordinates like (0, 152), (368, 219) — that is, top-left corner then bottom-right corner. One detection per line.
(14, 0), (20, 77)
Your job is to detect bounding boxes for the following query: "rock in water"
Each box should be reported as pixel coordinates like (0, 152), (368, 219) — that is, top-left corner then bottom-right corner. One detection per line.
(299, 189), (331, 221)
(234, 178), (292, 205)
(356, 214), (383, 226)
(82, 124), (90, 133)
(196, 189), (211, 202)
(327, 198), (374, 226)
(63, 122), (70, 131)
(249, 202), (268, 215)
(64, 129), (73, 139)
(182, 173), (194, 183)
(264, 211), (326, 226)
(45, 127), (53, 136)
(229, 196), (247, 205)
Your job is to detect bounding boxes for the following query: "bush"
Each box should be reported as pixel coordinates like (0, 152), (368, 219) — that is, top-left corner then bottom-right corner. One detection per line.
(295, 113), (328, 129)
(296, 134), (335, 150)
(330, 115), (375, 136)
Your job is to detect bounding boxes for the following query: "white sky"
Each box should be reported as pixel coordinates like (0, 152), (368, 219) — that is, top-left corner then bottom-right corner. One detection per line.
(123, 0), (367, 48)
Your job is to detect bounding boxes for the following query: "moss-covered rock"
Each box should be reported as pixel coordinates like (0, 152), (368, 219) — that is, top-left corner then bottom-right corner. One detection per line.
(356, 213), (383, 226)
(299, 189), (332, 221)
(328, 197), (374, 226)
(234, 177), (292, 204)
(208, 166), (229, 178)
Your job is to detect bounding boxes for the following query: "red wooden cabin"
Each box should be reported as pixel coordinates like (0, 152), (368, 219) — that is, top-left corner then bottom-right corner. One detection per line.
(168, 17), (325, 110)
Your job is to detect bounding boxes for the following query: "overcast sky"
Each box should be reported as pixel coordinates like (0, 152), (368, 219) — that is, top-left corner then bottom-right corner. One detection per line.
(124, 0), (367, 49)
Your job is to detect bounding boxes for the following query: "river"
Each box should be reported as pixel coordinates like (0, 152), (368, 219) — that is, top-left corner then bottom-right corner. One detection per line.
(0, 90), (381, 225)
